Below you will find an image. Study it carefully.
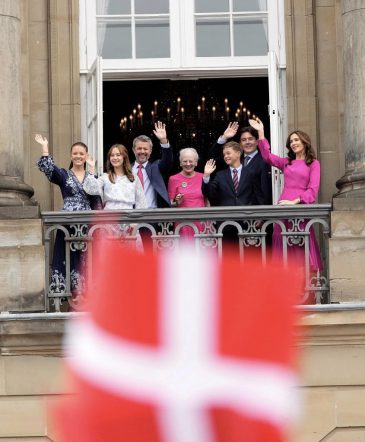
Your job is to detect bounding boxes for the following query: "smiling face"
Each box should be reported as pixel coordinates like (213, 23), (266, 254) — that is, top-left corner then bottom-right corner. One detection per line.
(289, 133), (306, 158)
(133, 141), (152, 165)
(223, 146), (241, 168)
(71, 144), (87, 167)
(180, 152), (197, 176)
(109, 147), (124, 169)
(240, 131), (258, 155)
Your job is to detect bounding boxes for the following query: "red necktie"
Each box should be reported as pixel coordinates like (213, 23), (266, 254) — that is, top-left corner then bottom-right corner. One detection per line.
(137, 164), (144, 189)
(233, 169), (239, 193)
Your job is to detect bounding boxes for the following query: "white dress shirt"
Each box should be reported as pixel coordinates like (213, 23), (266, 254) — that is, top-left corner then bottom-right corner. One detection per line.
(132, 143), (170, 209)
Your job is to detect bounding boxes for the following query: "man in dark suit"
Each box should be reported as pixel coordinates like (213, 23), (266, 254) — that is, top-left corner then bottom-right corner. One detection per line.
(209, 122), (272, 205)
(132, 121), (172, 208)
(202, 141), (255, 206)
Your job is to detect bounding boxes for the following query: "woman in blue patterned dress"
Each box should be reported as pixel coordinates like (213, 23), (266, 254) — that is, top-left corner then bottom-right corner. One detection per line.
(35, 134), (101, 299)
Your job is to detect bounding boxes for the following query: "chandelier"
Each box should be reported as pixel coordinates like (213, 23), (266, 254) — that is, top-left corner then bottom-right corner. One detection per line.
(116, 81), (260, 166)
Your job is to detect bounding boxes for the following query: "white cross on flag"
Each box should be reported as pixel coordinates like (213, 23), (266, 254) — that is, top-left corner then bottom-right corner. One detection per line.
(54, 241), (302, 442)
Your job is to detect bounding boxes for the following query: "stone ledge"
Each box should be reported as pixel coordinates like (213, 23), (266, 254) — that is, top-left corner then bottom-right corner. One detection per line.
(298, 304), (365, 344)
(0, 312), (82, 356)
(333, 195), (365, 211)
(0, 206), (40, 219)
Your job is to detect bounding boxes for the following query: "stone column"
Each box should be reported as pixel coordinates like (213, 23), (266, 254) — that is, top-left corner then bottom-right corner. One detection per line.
(335, 0), (365, 198)
(330, 0), (365, 301)
(0, 0), (43, 312)
(0, 0), (36, 216)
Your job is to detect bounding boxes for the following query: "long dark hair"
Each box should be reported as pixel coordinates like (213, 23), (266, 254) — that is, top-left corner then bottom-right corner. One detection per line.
(106, 144), (134, 183)
(68, 142), (88, 169)
(286, 130), (316, 165)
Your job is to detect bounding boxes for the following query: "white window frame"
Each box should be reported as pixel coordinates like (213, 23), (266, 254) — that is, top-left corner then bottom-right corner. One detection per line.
(181, 0), (270, 69)
(80, 56), (104, 176)
(80, 0), (285, 75)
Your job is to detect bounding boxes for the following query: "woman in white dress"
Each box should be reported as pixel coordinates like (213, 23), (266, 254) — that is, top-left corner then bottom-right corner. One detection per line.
(84, 144), (147, 210)
(84, 144), (147, 243)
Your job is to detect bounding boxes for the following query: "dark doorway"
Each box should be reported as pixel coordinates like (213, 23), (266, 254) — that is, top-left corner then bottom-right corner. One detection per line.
(103, 77), (270, 173)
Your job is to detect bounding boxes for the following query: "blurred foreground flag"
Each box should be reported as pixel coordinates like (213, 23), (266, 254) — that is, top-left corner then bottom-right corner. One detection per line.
(55, 241), (302, 442)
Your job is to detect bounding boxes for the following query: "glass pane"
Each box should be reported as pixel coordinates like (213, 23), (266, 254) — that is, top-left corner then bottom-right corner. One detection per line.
(97, 22), (132, 58)
(196, 20), (230, 56)
(96, 0), (131, 15)
(233, 0), (267, 11)
(135, 0), (169, 14)
(135, 21), (170, 58)
(233, 18), (268, 56)
(195, 0), (229, 13)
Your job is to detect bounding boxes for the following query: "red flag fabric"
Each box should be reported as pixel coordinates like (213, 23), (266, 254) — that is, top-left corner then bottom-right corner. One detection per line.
(54, 240), (301, 442)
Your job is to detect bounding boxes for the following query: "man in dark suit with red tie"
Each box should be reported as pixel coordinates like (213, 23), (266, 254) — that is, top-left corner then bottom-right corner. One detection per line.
(209, 122), (272, 205)
(202, 141), (253, 206)
(132, 121), (172, 208)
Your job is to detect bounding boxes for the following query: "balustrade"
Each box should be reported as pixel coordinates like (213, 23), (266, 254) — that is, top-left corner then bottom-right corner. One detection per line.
(41, 204), (331, 312)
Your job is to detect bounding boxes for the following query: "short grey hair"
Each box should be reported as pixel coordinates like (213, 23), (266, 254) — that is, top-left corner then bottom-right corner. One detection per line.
(179, 147), (199, 163)
(133, 135), (153, 150)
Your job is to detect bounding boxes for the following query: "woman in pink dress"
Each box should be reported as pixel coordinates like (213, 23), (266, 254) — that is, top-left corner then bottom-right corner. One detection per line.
(168, 148), (208, 239)
(249, 118), (322, 271)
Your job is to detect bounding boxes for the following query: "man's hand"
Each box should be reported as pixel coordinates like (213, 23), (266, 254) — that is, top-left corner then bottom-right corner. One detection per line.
(223, 122), (239, 140)
(153, 121), (168, 144)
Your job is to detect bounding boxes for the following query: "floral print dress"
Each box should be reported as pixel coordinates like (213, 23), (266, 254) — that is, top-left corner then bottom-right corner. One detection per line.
(37, 156), (102, 295)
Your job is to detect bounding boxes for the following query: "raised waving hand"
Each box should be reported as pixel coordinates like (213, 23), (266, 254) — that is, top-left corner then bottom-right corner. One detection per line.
(35, 134), (49, 155)
(223, 122), (239, 140)
(204, 159), (216, 177)
(153, 121), (168, 144)
(248, 117), (265, 139)
(85, 154), (96, 174)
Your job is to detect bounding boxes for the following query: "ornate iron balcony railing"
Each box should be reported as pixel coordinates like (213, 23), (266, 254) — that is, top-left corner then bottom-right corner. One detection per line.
(41, 204), (331, 312)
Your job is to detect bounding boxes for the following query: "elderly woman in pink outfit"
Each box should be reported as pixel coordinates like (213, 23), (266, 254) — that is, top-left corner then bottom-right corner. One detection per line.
(249, 118), (322, 271)
(168, 147), (208, 238)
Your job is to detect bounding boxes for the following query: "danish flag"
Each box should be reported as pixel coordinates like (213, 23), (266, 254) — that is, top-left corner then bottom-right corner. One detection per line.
(55, 241), (302, 442)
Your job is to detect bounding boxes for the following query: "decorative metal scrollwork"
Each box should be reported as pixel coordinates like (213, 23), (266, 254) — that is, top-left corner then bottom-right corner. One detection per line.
(158, 221), (174, 236)
(286, 218), (306, 248)
(242, 236), (262, 247)
(241, 220), (263, 247)
(308, 271), (329, 303)
(48, 270), (66, 295)
(70, 223), (88, 252)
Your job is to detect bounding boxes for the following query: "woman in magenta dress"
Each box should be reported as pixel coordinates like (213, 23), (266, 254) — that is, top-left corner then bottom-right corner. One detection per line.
(249, 118), (322, 271)
(168, 148), (207, 239)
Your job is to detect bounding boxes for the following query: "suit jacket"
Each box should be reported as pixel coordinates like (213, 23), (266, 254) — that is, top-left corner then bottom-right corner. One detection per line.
(135, 145), (173, 208)
(209, 141), (272, 205)
(202, 167), (257, 206)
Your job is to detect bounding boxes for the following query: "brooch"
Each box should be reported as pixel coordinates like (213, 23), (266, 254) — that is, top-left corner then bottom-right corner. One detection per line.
(181, 181), (188, 188)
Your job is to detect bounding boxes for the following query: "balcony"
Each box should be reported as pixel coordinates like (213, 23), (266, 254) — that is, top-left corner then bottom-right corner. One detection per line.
(41, 204), (331, 312)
